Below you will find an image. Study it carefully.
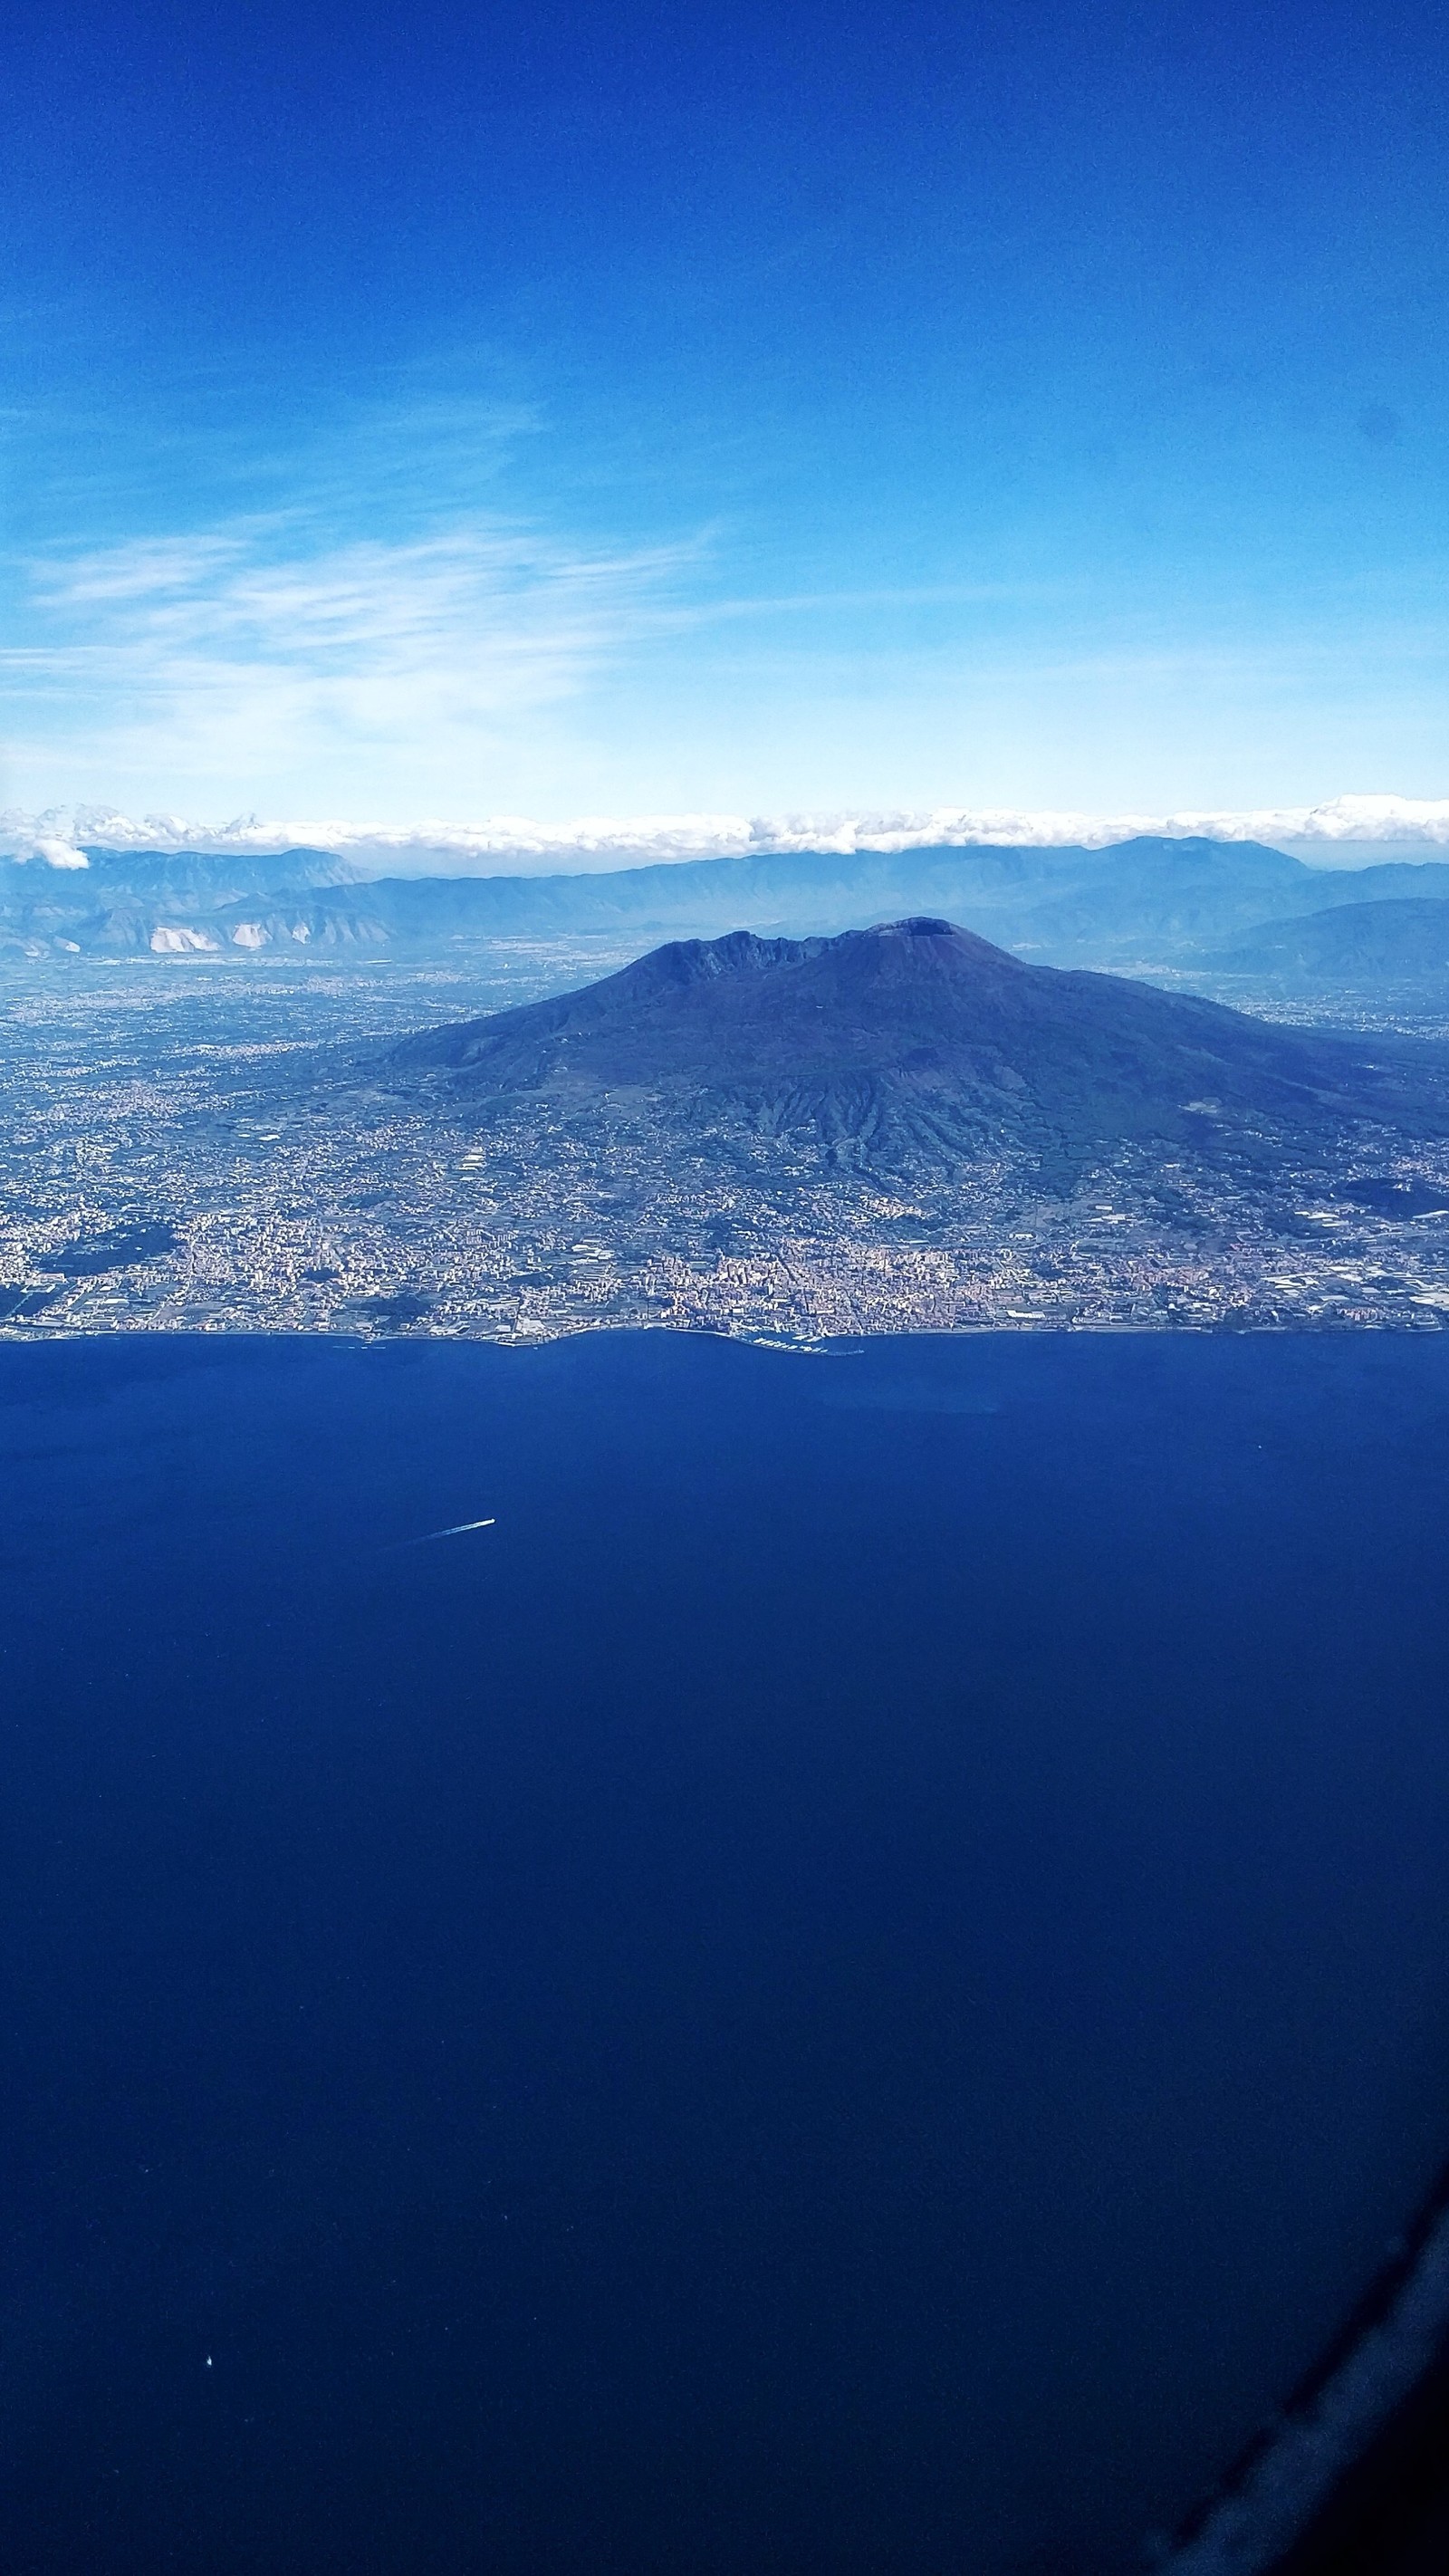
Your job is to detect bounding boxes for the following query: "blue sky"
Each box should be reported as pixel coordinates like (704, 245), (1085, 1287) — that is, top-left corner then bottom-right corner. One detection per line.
(3, 0), (1447, 826)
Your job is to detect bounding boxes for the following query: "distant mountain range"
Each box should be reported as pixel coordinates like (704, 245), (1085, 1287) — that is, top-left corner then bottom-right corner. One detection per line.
(9, 835), (1449, 985)
(0, 845), (362, 957)
(1211, 899), (1449, 988)
(387, 917), (1449, 1179)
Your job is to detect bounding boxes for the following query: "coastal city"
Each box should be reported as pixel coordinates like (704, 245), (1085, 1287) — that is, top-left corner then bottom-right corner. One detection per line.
(5, 954), (1449, 1343)
(14, 3), (1449, 2571)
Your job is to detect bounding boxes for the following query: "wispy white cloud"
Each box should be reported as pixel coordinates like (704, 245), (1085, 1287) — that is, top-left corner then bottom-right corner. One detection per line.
(32, 533), (255, 608)
(3, 510), (703, 803)
(7, 409), (1449, 829)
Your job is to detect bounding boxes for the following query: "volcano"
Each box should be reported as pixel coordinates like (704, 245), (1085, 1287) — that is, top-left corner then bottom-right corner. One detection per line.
(388, 918), (1449, 1176)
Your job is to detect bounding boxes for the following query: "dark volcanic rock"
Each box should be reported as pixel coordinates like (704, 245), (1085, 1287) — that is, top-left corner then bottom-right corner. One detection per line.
(388, 918), (1449, 1177)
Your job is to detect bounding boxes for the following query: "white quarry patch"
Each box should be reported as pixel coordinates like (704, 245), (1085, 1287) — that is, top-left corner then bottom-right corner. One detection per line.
(149, 925), (220, 953)
(231, 922), (269, 947)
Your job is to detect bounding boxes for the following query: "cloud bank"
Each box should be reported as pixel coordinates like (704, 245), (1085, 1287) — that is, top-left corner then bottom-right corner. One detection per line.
(3, 794), (1448, 877)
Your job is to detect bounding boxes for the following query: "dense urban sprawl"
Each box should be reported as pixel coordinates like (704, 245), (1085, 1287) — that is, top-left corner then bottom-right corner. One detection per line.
(5, 956), (1449, 1341)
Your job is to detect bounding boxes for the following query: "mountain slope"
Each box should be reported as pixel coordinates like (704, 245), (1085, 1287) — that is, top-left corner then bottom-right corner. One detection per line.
(1214, 899), (1449, 985)
(389, 917), (1449, 1174)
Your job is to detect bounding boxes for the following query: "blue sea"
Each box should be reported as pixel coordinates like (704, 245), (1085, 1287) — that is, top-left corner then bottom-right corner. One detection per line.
(5, 1330), (1449, 2573)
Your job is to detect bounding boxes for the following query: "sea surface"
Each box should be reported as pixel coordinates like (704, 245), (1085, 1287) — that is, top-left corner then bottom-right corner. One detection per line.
(5, 1330), (1449, 2573)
